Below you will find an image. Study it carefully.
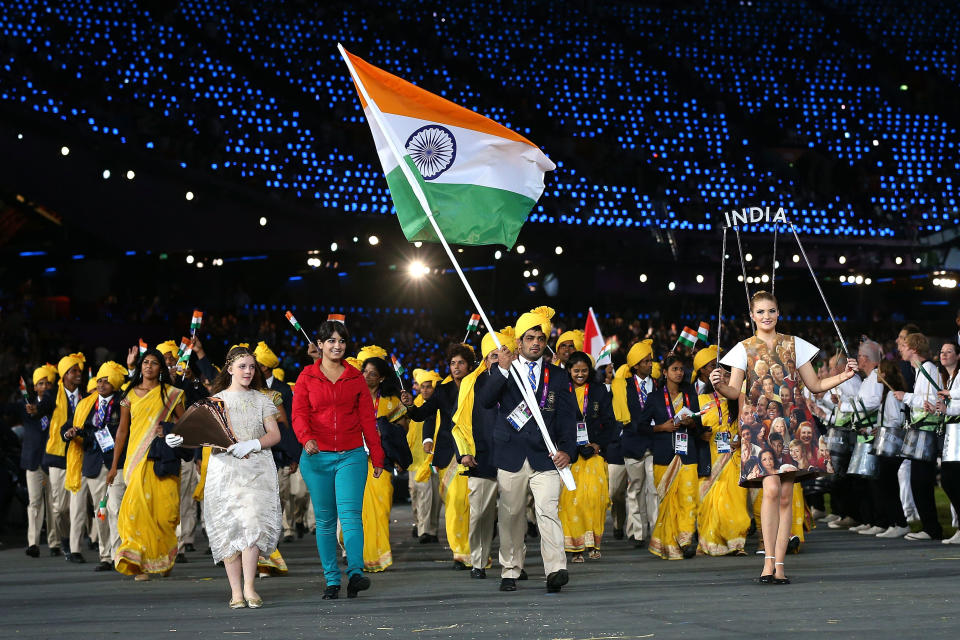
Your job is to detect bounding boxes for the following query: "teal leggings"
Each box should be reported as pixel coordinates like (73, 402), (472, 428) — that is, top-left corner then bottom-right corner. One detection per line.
(299, 447), (368, 585)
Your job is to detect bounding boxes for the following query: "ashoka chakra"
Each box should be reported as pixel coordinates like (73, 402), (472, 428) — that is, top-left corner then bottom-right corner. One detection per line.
(405, 125), (457, 180)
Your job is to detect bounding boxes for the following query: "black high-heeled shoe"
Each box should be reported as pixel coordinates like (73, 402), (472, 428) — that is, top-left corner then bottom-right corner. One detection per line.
(757, 556), (774, 584)
(773, 562), (791, 584)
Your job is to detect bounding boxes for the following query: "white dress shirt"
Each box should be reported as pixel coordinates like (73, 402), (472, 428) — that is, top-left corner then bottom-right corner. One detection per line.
(499, 355), (544, 391)
(855, 369), (884, 413)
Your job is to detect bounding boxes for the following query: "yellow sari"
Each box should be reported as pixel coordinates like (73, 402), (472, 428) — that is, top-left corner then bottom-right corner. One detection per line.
(649, 458), (699, 560)
(559, 385), (611, 552)
(696, 393), (750, 555)
(752, 481), (811, 547)
(361, 394), (406, 572)
(257, 549), (288, 575)
(438, 461), (471, 565)
(115, 385), (184, 576)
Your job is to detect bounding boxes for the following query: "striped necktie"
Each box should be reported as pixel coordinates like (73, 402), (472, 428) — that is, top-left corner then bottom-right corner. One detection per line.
(527, 361), (537, 392)
(95, 399), (106, 428)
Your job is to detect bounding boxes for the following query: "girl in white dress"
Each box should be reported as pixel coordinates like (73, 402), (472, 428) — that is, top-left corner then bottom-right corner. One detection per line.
(167, 346), (281, 608)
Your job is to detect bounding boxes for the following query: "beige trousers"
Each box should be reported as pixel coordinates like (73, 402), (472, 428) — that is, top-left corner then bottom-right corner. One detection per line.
(468, 476), (498, 569)
(497, 460), (565, 579)
(278, 465), (294, 537)
(177, 460), (199, 550)
(409, 469), (441, 536)
(624, 454), (658, 541)
(25, 468), (56, 548)
(106, 473), (127, 562)
(289, 467), (315, 531)
(608, 462), (628, 532)
(69, 467), (111, 561)
(47, 466), (70, 549)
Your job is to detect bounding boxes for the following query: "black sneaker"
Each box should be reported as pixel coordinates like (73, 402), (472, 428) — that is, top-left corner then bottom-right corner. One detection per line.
(25, 545), (39, 558)
(346, 574), (371, 598)
(470, 568), (486, 579)
(499, 578), (517, 592)
(546, 569), (569, 593)
(322, 585), (341, 600)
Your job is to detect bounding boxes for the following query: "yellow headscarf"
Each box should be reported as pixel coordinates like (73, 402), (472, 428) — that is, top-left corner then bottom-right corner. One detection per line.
(356, 345), (388, 363)
(272, 368), (285, 382)
(345, 357), (361, 370)
(691, 345), (720, 382)
(556, 329), (585, 352)
(47, 354), (86, 458)
(33, 364), (57, 386)
(480, 327), (517, 359)
(96, 361), (128, 391)
(413, 369), (443, 387)
(86, 378), (98, 393)
(626, 339), (653, 369)
(156, 340), (179, 356)
(514, 305), (555, 340)
(611, 364), (633, 424)
(254, 341), (280, 368)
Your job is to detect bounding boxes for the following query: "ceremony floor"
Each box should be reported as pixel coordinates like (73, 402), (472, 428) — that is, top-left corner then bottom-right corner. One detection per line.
(1, 502), (957, 639)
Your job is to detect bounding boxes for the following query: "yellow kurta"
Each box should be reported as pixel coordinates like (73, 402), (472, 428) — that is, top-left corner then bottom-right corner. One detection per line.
(696, 393), (750, 555)
(361, 394), (406, 572)
(115, 385), (184, 576)
(649, 458), (699, 560)
(559, 385), (611, 552)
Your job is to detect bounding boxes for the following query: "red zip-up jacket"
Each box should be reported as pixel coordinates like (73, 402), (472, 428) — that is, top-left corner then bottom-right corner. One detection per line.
(291, 361), (384, 468)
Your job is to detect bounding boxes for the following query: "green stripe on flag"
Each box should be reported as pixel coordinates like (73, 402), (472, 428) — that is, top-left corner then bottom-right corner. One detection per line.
(385, 158), (535, 249)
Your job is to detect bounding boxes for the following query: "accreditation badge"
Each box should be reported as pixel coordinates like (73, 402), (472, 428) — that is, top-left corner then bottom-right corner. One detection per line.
(674, 431), (689, 455)
(507, 401), (533, 432)
(715, 431), (731, 454)
(94, 427), (115, 452)
(576, 422), (589, 445)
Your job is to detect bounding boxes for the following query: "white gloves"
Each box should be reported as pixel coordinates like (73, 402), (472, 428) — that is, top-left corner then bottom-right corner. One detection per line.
(227, 439), (262, 459)
(164, 433), (184, 448)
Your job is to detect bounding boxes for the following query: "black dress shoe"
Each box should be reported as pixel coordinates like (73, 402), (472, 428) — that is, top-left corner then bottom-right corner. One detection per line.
(347, 573), (371, 598)
(613, 528), (624, 540)
(419, 533), (433, 544)
(499, 578), (517, 592)
(518, 569), (528, 581)
(283, 535), (294, 543)
(176, 553), (188, 563)
(452, 560), (469, 570)
(94, 561), (112, 572)
(69, 552), (86, 563)
(50, 547), (62, 557)
(633, 538), (646, 549)
(546, 569), (569, 593)
(470, 568), (486, 579)
(25, 545), (39, 558)
(322, 585), (341, 600)
(184, 543), (196, 553)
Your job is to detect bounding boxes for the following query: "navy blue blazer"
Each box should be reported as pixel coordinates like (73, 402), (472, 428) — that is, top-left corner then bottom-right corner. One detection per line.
(628, 383), (703, 466)
(574, 383), (618, 462)
(462, 371), (498, 479)
(476, 361), (579, 473)
(65, 393), (125, 476)
(622, 376), (655, 459)
(407, 381), (460, 467)
(19, 389), (55, 471)
(378, 417), (413, 470)
(266, 377), (302, 467)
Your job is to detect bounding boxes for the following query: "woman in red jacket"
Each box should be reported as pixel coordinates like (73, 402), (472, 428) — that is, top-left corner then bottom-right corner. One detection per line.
(292, 320), (385, 600)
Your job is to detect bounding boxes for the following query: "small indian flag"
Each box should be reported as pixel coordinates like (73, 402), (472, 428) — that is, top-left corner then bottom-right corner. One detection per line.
(678, 327), (698, 349)
(598, 337), (618, 362)
(285, 311), (302, 331)
(177, 336), (192, 362)
(697, 322), (710, 344)
(340, 46), (555, 249)
(328, 313), (346, 324)
(19, 376), (29, 401)
(191, 310), (203, 334)
(466, 314), (481, 333)
(391, 355), (405, 378)
(138, 338), (148, 355)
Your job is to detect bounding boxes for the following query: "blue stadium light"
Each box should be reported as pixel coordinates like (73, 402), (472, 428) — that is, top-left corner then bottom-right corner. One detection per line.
(19, 251), (46, 257)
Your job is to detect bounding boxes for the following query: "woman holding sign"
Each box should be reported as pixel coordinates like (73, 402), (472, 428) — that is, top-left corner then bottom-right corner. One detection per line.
(631, 354), (704, 560)
(710, 291), (856, 584)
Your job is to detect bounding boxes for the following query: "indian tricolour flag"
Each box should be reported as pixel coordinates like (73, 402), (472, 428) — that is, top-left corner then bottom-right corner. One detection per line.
(697, 321), (710, 344)
(339, 45), (555, 249)
(678, 326), (699, 349)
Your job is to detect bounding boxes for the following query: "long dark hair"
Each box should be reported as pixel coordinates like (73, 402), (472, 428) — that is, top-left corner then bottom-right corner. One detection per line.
(361, 357), (401, 397)
(658, 354), (692, 392)
(122, 348), (174, 403)
(210, 347), (266, 395)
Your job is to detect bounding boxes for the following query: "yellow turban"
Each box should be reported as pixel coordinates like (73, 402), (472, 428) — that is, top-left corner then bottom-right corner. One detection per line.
(626, 339), (653, 369)
(33, 364), (57, 385)
(481, 326), (517, 359)
(254, 341), (279, 368)
(272, 368), (285, 382)
(96, 361), (128, 390)
(413, 369), (443, 386)
(228, 342), (250, 352)
(515, 305), (555, 340)
(57, 353), (85, 379)
(356, 345), (388, 363)
(616, 364), (632, 379)
(693, 345), (719, 375)
(345, 357), (361, 370)
(157, 340), (180, 356)
(556, 329), (585, 352)
(652, 362), (661, 380)
(86, 378), (98, 393)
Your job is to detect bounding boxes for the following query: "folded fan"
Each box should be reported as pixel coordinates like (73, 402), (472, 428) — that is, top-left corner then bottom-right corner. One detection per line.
(173, 398), (238, 449)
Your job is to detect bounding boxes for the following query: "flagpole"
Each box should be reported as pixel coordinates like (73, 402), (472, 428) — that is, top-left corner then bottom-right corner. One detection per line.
(716, 226), (727, 366)
(339, 44), (575, 490)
